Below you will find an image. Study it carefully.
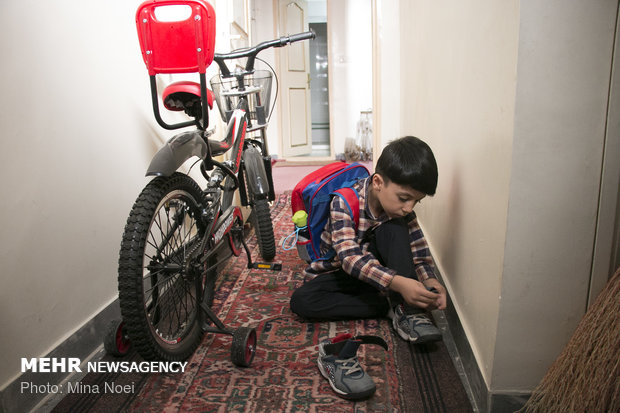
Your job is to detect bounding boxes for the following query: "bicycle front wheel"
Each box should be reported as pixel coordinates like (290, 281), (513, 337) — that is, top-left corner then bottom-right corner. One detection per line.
(118, 173), (208, 361)
(251, 198), (276, 261)
(242, 147), (276, 261)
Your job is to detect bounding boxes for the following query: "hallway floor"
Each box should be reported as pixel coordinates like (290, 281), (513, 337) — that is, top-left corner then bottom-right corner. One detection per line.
(270, 160), (479, 412)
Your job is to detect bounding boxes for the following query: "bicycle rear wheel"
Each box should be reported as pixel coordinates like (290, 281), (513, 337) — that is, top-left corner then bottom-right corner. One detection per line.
(118, 173), (208, 361)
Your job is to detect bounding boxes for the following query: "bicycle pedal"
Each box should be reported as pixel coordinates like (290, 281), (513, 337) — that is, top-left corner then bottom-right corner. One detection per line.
(251, 262), (282, 271)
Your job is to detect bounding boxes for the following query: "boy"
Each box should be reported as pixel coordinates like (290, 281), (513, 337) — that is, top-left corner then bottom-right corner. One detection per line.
(290, 136), (447, 399)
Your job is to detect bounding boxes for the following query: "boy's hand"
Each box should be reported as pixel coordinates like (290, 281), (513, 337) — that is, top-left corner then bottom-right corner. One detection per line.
(423, 278), (447, 310)
(389, 275), (443, 309)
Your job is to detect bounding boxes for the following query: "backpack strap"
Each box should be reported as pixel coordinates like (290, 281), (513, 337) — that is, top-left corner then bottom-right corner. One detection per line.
(322, 333), (389, 355)
(333, 187), (361, 228)
(314, 186), (361, 263)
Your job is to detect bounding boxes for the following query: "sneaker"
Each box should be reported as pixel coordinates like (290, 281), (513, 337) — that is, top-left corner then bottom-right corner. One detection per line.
(389, 304), (442, 343)
(317, 333), (388, 400)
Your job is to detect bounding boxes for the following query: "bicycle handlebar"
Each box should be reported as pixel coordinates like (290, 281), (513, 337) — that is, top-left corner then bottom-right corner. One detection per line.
(282, 31), (316, 45)
(214, 30), (315, 76)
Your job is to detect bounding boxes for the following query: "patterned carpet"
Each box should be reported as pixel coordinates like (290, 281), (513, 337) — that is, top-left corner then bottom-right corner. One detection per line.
(52, 193), (472, 413)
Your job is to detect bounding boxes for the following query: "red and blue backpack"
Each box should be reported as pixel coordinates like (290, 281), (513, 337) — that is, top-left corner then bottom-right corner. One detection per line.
(290, 162), (370, 262)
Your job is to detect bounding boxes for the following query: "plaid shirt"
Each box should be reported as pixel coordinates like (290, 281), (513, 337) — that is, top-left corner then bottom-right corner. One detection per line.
(304, 176), (437, 291)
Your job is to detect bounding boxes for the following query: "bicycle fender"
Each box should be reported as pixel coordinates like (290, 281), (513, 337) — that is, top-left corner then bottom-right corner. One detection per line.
(146, 131), (207, 177)
(243, 146), (269, 198)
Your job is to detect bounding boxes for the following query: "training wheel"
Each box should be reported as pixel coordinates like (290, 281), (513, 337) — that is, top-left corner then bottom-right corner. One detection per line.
(231, 327), (257, 367)
(104, 319), (131, 357)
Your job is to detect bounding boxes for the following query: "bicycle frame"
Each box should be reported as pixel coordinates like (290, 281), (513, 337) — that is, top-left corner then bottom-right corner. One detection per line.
(145, 22), (314, 318)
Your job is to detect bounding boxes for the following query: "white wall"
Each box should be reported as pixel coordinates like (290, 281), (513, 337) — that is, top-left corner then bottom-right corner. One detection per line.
(0, 0), (158, 389)
(398, 0), (520, 384)
(492, 0), (617, 391)
(0, 0), (248, 390)
(372, 0), (401, 156)
(393, 0), (617, 399)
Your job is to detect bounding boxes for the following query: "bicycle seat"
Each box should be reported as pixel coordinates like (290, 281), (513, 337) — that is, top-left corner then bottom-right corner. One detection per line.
(163, 81), (214, 112)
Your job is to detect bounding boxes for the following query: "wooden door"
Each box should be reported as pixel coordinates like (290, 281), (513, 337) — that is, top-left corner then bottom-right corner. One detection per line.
(278, 0), (312, 157)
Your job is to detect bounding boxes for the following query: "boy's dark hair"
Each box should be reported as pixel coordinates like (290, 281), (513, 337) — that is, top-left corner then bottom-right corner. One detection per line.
(375, 136), (438, 195)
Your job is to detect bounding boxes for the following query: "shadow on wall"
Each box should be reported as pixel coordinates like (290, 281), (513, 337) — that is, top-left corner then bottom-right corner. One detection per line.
(439, 164), (463, 281)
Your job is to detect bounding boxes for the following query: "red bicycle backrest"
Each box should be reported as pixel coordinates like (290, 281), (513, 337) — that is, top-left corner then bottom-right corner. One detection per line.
(136, 0), (216, 75)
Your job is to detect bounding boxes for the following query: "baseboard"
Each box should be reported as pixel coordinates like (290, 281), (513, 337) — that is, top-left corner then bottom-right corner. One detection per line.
(0, 299), (120, 413)
(489, 391), (531, 413)
(442, 292), (531, 413)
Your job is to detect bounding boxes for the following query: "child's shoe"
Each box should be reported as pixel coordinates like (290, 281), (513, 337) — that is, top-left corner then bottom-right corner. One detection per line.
(317, 333), (388, 400)
(389, 304), (442, 343)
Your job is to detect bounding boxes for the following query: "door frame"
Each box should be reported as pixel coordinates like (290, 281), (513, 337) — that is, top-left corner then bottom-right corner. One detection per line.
(588, 6), (620, 306)
(275, 0), (314, 159)
(273, 0), (377, 163)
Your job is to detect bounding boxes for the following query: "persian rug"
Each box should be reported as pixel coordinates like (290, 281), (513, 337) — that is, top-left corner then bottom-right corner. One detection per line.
(52, 193), (472, 413)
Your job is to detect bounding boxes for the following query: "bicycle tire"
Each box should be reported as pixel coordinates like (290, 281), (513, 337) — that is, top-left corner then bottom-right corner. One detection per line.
(103, 320), (131, 357)
(118, 173), (208, 361)
(230, 327), (257, 367)
(251, 198), (276, 261)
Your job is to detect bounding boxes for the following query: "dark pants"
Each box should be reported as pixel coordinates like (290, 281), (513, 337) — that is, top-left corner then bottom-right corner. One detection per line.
(289, 218), (416, 320)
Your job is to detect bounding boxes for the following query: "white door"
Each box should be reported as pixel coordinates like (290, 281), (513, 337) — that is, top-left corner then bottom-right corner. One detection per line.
(278, 0), (312, 157)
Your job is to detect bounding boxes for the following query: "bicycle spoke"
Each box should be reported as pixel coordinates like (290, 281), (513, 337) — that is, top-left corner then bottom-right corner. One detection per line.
(154, 274), (196, 339)
(138, 194), (204, 341)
